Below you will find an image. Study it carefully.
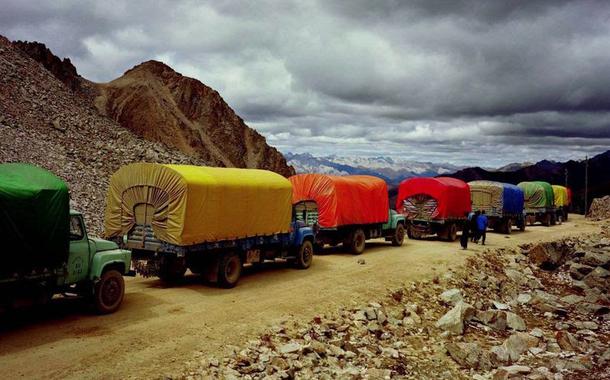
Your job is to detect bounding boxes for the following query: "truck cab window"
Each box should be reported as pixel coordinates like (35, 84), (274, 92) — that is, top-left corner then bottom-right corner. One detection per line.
(69, 216), (84, 241)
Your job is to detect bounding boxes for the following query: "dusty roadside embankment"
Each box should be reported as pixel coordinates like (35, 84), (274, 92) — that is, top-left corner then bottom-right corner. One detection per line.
(180, 220), (610, 379)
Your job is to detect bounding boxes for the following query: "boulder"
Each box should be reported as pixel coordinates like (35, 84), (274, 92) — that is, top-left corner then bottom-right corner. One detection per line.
(438, 288), (463, 305)
(528, 243), (569, 269)
(445, 342), (492, 370)
(555, 331), (581, 352)
(491, 333), (539, 363)
(569, 263), (595, 280)
(583, 266), (610, 292)
(476, 310), (507, 330)
(581, 251), (610, 267)
(435, 301), (475, 335)
(560, 294), (584, 305)
(505, 312), (527, 331)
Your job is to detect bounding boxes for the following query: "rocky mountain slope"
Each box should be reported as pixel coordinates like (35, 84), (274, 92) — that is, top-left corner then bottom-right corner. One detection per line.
(11, 39), (293, 177)
(0, 36), (203, 234)
(2, 37), (295, 232)
(447, 150), (610, 214)
(94, 60), (293, 176)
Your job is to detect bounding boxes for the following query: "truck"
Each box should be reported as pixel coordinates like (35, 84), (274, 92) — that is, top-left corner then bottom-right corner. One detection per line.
(105, 163), (315, 288)
(468, 180), (526, 234)
(0, 163), (131, 314)
(396, 177), (471, 241)
(289, 174), (405, 255)
(552, 185), (570, 223)
(517, 181), (556, 226)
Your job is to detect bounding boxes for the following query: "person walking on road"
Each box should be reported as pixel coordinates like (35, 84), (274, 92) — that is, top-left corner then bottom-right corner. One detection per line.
(470, 210), (480, 242)
(460, 212), (470, 250)
(477, 210), (488, 245)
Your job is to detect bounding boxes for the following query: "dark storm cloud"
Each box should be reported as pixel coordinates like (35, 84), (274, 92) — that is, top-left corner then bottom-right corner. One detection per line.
(2, 0), (609, 165)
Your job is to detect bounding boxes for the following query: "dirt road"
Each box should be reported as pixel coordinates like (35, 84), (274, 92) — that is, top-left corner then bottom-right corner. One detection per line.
(0, 215), (600, 379)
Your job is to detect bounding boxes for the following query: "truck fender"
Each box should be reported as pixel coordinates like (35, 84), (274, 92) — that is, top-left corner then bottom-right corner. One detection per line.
(388, 213), (405, 230)
(294, 226), (315, 246)
(89, 249), (132, 281)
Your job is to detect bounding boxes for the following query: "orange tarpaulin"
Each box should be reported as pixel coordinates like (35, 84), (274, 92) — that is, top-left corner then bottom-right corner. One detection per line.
(289, 174), (389, 228)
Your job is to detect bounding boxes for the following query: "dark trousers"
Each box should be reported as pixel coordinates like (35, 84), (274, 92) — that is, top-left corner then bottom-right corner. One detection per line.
(479, 229), (486, 245)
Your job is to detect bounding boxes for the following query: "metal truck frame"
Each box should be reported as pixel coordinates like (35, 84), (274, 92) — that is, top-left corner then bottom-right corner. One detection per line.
(525, 207), (557, 227)
(486, 212), (526, 234)
(406, 217), (465, 242)
(123, 207), (316, 288)
(294, 201), (406, 255)
(1, 211), (132, 314)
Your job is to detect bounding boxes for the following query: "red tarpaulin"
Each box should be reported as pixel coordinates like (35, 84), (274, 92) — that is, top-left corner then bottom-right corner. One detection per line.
(289, 174), (389, 228)
(396, 177), (471, 220)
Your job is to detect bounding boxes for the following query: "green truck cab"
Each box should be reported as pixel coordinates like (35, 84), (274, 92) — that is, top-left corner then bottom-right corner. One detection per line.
(0, 164), (131, 314)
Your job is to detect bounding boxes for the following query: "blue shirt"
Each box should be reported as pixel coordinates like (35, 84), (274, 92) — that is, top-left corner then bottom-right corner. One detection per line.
(477, 214), (488, 231)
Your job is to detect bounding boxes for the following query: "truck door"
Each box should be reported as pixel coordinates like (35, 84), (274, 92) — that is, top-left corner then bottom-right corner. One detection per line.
(66, 215), (90, 283)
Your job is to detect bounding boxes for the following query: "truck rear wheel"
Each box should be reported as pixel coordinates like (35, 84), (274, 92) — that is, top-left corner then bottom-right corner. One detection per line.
(158, 256), (186, 283)
(441, 223), (457, 242)
(94, 269), (125, 314)
(348, 228), (366, 255)
(504, 219), (512, 234)
(218, 252), (242, 288)
(391, 224), (405, 246)
(542, 214), (551, 226)
(293, 240), (313, 269)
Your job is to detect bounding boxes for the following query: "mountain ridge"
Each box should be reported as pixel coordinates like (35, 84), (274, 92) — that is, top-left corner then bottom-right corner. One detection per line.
(12, 40), (294, 176)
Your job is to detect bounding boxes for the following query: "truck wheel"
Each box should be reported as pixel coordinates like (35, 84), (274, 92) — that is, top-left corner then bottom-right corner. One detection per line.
(94, 270), (125, 314)
(556, 214), (563, 225)
(550, 213), (557, 226)
(542, 214), (551, 227)
(447, 223), (458, 242)
(505, 219), (512, 234)
(349, 228), (366, 255)
(293, 240), (313, 269)
(158, 257), (186, 283)
(218, 252), (242, 289)
(391, 224), (405, 246)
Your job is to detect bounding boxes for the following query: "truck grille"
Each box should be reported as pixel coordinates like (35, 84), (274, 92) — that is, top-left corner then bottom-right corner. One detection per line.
(126, 224), (162, 251)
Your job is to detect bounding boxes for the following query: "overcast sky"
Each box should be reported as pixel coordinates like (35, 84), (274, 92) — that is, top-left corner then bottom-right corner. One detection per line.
(2, 0), (610, 166)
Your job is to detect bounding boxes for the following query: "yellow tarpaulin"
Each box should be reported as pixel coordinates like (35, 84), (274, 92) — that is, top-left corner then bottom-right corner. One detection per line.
(552, 185), (568, 207)
(104, 163), (292, 246)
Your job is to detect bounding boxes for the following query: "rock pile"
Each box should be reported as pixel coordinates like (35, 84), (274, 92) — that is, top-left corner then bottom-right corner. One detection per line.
(589, 196), (610, 220)
(0, 36), (203, 235)
(176, 231), (610, 379)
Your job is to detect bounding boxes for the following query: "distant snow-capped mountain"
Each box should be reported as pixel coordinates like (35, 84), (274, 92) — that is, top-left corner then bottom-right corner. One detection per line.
(285, 153), (462, 185)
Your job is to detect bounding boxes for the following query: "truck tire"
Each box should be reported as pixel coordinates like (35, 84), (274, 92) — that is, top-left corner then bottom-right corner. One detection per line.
(448, 223), (458, 242)
(504, 219), (512, 234)
(391, 223), (405, 246)
(542, 214), (551, 227)
(158, 256), (186, 283)
(550, 213), (557, 226)
(293, 240), (313, 269)
(94, 269), (125, 314)
(349, 228), (366, 255)
(217, 252), (242, 288)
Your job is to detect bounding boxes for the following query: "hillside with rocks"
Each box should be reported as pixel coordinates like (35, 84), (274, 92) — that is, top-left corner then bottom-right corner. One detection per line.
(1, 37), (294, 233)
(181, 222), (610, 379)
(0, 36), (204, 234)
(94, 60), (293, 176)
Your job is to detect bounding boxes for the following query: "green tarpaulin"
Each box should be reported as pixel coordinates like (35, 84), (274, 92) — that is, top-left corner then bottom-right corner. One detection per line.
(518, 181), (554, 210)
(0, 163), (69, 276)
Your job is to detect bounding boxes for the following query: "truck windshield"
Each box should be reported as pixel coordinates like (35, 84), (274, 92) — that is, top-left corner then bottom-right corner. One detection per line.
(69, 216), (84, 241)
